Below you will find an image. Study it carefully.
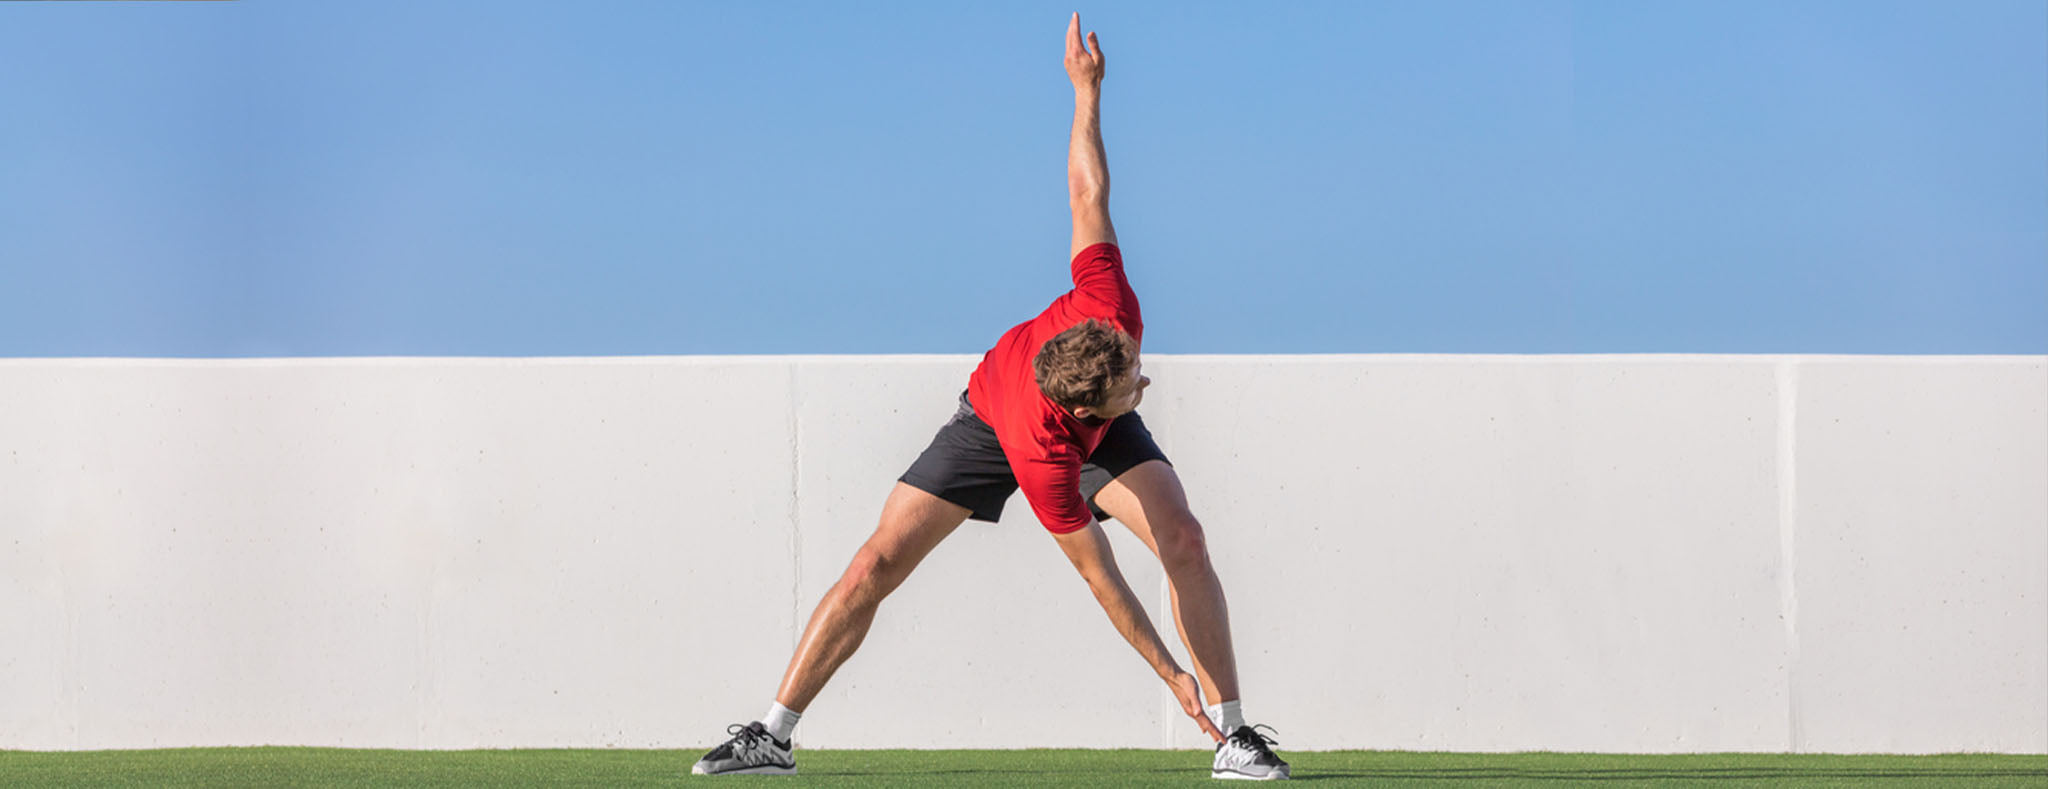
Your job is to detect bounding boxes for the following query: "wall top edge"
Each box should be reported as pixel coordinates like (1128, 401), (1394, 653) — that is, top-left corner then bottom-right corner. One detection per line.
(0, 354), (2042, 369)
(0, 354), (2042, 368)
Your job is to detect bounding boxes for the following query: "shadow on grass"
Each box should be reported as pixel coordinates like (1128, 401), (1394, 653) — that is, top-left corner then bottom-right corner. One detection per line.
(1285, 767), (2048, 781)
(803, 767), (1200, 777)
(786, 765), (2048, 782)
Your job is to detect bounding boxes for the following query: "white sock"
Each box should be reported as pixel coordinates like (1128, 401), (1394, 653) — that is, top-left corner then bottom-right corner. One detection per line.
(1208, 699), (1244, 734)
(761, 701), (801, 742)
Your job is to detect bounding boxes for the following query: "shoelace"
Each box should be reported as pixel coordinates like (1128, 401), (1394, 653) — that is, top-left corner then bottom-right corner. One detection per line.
(1228, 724), (1281, 762)
(723, 723), (774, 762)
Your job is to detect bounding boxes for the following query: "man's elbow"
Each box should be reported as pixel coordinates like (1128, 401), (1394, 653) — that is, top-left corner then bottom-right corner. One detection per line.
(1068, 176), (1109, 207)
(1081, 573), (1121, 606)
(1071, 190), (1112, 227)
(1060, 550), (1111, 592)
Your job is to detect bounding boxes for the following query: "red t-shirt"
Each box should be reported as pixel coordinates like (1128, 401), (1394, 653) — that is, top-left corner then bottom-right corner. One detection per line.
(967, 243), (1143, 534)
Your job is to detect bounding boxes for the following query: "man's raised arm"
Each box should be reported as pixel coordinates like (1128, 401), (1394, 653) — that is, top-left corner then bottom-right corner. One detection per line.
(1065, 13), (1116, 258)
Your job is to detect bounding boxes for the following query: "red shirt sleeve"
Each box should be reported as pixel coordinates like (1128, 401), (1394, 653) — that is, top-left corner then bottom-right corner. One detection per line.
(1004, 431), (1094, 534)
(1067, 243), (1143, 342)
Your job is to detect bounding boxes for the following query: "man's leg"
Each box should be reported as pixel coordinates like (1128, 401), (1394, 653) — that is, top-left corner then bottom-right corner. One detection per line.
(693, 482), (969, 776)
(773, 481), (971, 712)
(1095, 460), (1289, 780)
(1091, 460), (1240, 708)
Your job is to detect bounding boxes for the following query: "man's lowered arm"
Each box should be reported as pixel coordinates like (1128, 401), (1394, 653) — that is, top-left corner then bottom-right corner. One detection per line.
(1053, 520), (1225, 743)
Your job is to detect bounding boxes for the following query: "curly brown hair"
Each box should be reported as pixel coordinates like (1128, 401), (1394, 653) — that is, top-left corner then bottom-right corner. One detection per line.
(1033, 319), (1139, 410)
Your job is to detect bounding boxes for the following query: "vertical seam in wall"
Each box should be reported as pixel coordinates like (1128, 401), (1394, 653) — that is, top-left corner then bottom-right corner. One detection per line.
(787, 362), (804, 655)
(418, 550), (440, 749)
(1775, 359), (1803, 753)
(416, 597), (429, 748)
(1160, 574), (1174, 749)
(61, 558), (79, 749)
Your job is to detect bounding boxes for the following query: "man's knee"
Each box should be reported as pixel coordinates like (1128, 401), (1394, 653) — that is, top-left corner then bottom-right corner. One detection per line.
(837, 546), (905, 607)
(1154, 511), (1211, 573)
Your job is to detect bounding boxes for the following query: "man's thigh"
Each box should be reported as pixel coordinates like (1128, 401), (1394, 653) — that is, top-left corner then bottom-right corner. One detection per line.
(1091, 459), (1197, 557)
(862, 482), (973, 572)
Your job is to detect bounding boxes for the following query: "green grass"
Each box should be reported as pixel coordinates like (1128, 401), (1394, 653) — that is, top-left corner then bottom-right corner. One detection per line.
(1, 748), (2042, 787)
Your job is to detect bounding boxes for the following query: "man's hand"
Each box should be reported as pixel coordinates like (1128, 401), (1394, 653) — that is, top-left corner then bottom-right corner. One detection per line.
(1064, 12), (1104, 90)
(1169, 669), (1226, 743)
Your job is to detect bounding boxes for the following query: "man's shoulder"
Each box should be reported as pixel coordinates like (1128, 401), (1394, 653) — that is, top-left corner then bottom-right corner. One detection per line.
(1069, 243), (1124, 283)
(1072, 241), (1121, 261)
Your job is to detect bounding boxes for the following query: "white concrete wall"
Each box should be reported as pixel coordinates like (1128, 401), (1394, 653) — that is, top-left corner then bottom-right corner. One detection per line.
(0, 355), (2041, 753)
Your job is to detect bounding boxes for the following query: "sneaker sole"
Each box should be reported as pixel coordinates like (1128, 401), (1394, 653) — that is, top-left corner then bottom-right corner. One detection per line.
(691, 763), (796, 776)
(1212, 766), (1290, 780)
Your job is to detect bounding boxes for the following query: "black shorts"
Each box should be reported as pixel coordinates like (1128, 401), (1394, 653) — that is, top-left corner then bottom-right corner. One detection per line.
(898, 390), (1170, 525)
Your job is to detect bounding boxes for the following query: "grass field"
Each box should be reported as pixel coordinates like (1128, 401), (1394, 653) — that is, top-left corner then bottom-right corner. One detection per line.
(2, 748), (2042, 787)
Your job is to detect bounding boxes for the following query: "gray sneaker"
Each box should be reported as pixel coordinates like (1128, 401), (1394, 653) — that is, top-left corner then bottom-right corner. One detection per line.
(1212, 724), (1289, 780)
(691, 721), (795, 776)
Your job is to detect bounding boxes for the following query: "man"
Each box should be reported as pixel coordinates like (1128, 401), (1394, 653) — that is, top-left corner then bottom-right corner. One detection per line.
(693, 14), (1290, 781)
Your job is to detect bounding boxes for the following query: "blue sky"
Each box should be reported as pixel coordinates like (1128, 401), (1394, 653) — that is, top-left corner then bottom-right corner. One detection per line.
(2, 0), (2042, 356)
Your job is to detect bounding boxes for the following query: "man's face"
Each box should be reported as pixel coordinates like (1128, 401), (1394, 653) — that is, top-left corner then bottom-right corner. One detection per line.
(1088, 363), (1150, 420)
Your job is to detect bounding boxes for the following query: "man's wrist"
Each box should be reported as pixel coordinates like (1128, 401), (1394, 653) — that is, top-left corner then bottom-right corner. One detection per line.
(1072, 83), (1101, 101)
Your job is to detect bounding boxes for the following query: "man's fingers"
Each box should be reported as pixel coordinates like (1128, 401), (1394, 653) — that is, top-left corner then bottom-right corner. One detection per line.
(1196, 704), (1221, 740)
(1192, 708), (1224, 742)
(1087, 30), (1102, 60)
(1172, 674), (1223, 742)
(1067, 12), (1083, 53)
